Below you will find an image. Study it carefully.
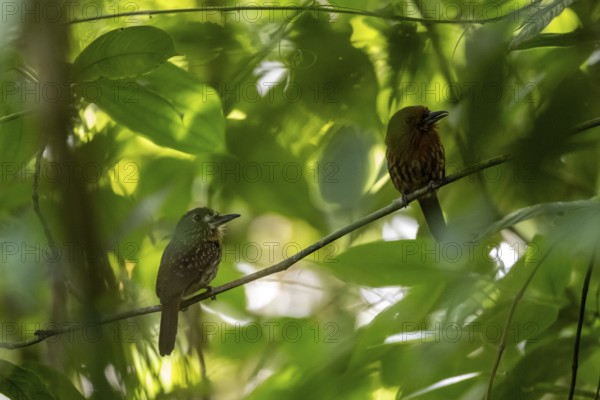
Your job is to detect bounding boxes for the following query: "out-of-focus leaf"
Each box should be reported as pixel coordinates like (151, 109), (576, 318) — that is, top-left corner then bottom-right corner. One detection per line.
(289, 14), (378, 126)
(510, 30), (597, 50)
(76, 78), (182, 147)
(72, 26), (176, 81)
(223, 121), (327, 232)
(477, 200), (597, 239)
(135, 157), (196, 221)
(75, 63), (225, 154)
(0, 360), (55, 400)
(379, 340), (481, 395)
(472, 299), (559, 345)
(247, 326), (372, 400)
(463, 22), (511, 159)
(139, 62), (226, 153)
(509, 0), (576, 50)
(349, 284), (446, 369)
(492, 337), (596, 398)
(384, 22), (426, 107)
(21, 362), (85, 400)
(322, 240), (476, 287)
(169, 21), (244, 85)
(318, 125), (376, 208)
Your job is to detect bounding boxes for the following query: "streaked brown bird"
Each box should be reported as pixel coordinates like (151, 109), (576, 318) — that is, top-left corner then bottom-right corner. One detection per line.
(385, 106), (448, 241)
(156, 207), (240, 356)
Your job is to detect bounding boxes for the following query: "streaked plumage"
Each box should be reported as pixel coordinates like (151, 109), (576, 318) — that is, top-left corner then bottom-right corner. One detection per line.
(156, 207), (240, 356)
(385, 106), (447, 241)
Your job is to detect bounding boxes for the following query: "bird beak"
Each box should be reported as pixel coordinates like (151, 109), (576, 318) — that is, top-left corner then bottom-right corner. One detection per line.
(425, 110), (449, 125)
(210, 213), (240, 228)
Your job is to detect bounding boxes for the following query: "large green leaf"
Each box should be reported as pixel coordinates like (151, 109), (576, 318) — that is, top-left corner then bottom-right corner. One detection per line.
(138, 62), (226, 153)
(72, 26), (176, 81)
(21, 362), (85, 400)
(0, 360), (55, 400)
(318, 124), (376, 208)
(289, 14), (378, 125)
(76, 63), (225, 154)
(77, 77), (182, 148)
(477, 200), (597, 239)
(322, 240), (474, 287)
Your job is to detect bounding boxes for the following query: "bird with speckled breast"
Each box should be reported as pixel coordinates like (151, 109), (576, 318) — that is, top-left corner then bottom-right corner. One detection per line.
(385, 106), (448, 241)
(156, 207), (240, 356)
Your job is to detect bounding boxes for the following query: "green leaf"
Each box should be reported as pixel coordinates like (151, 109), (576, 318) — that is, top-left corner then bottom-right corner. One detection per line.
(0, 360), (56, 400)
(76, 63), (225, 154)
(72, 26), (176, 81)
(290, 14), (378, 125)
(135, 157), (196, 220)
(492, 337), (593, 398)
(318, 125), (376, 208)
(349, 284), (447, 369)
(223, 121), (328, 232)
(76, 78), (182, 149)
(138, 62), (226, 153)
(322, 240), (470, 287)
(478, 200), (597, 239)
(21, 362), (85, 400)
(473, 299), (559, 345)
(509, 0), (576, 50)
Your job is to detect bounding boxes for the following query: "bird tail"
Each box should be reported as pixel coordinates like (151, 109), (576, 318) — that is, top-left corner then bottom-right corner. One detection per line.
(418, 193), (446, 242)
(159, 298), (180, 356)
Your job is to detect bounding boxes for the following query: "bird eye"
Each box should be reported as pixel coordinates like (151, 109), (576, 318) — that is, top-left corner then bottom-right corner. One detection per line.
(192, 214), (201, 222)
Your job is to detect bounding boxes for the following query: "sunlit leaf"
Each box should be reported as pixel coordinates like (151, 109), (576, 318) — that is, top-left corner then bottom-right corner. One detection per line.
(72, 26), (176, 81)
(75, 63), (225, 154)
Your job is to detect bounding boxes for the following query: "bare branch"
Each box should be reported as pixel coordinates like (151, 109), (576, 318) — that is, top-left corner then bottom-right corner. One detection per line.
(68, 4), (539, 25)
(0, 154), (510, 350)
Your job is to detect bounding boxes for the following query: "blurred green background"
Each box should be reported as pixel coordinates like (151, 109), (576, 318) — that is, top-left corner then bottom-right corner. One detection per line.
(1, 0), (599, 399)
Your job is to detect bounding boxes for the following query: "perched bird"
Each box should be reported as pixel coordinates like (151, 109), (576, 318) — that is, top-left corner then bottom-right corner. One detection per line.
(385, 106), (448, 241)
(156, 207), (240, 356)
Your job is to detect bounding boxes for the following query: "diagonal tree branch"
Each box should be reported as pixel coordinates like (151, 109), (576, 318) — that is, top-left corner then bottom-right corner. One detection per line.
(0, 154), (510, 350)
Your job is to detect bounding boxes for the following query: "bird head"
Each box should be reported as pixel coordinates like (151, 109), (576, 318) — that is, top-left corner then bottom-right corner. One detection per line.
(175, 207), (240, 241)
(385, 106), (448, 146)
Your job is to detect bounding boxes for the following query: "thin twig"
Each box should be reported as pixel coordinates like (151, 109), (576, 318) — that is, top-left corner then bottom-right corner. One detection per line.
(568, 250), (596, 400)
(0, 110), (35, 124)
(0, 154), (511, 350)
(572, 117), (600, 135)
(68, 4), (539, 25)
(485, 244), (554, 400)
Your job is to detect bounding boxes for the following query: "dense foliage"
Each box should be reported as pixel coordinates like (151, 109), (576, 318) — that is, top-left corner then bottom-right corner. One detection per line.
(1, 0), (599, 399)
